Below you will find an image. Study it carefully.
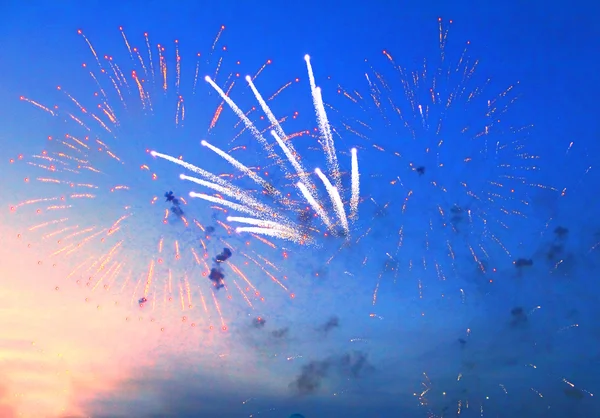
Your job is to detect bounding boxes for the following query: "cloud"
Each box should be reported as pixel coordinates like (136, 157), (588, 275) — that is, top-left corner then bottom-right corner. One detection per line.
(0, 383), (16, 418)
(82, 351), (387, 418)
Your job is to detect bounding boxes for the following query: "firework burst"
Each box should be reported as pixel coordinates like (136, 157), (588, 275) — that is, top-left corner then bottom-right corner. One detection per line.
(8, 25), (360, 332)
(329, 18), (556, 306)
(312, 19), (598, 417)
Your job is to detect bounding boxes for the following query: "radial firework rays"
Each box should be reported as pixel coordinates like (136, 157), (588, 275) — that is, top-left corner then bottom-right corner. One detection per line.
(8, 26), (360, 331)
(332, 19), (553, 305)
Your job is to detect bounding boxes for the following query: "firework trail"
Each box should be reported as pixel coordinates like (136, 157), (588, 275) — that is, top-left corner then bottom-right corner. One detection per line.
(8, 26), (360, 332)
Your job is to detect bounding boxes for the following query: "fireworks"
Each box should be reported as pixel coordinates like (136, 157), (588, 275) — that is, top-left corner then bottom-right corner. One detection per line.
(320, 19), (596, 417)
(8, 26), (360, 332)
(150, 55), (360, 244)
(4, 16), (598, 418)
(330, 18), (553, 306)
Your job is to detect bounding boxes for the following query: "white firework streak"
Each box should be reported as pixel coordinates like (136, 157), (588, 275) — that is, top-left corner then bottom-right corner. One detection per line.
(226, 216), (298, 235)
(155, 151), (306, 243)
(200, 139), (280, 198)
(246, 76), (317, 196)
(350, 147), (359, 220)
(203, 75), (285, 169)
(230, 226), (299, 241)
(188, 192), (261, 217)
(151, 151), (298, 230)
(152, 57), (360, 243)
(304, 54), (341, 191)
(178, 174), (266, 217)
(150, 150), (269, 214)
(314, 168), (349, 235)
(179, 174), (301, 237)
(297, 181), (333, 230)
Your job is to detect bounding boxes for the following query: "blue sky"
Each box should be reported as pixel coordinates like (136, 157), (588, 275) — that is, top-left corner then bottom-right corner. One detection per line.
(2, 0), (599, 157)
(1, 1), (599, 418)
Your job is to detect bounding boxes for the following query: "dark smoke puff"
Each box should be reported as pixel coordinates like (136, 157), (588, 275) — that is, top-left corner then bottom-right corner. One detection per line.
(171, 206), (184, 216)
(209, 268), (224, 282)
(290, 360), (331, 395)
(319, 316), (339, 333)
(209, 268), (225, 289)
(510, 306), (528, 327)
(514, 258), (533, 268)
(215, 247), (233, 263)
(554, 226), (569, 240)
(338, 351), (374, 378)
(253, 317), (266, 328)
(272, 327), (289, 338)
